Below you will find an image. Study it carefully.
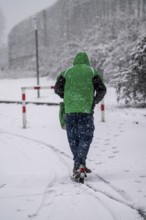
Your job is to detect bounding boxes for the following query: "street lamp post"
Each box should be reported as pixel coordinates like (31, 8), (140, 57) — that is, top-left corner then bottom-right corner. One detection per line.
(32, 15), (40, 98)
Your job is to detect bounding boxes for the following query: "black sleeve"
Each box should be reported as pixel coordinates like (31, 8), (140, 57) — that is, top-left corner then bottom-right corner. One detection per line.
(54, 75), (65, 98)
(93, 75), (106, 104)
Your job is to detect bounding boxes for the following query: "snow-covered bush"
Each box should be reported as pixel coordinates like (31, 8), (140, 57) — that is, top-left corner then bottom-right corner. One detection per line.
(115, 35), (146, 106)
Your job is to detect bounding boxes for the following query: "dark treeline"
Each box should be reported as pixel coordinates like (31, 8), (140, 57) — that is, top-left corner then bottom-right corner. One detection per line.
(8, 0), (146, 78)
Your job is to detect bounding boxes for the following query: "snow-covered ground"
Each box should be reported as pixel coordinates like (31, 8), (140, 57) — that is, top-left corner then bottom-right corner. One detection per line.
(0, 77), (146, 220)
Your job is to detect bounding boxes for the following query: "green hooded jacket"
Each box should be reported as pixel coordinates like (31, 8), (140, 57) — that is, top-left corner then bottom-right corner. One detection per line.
(61, 52), (98, 113)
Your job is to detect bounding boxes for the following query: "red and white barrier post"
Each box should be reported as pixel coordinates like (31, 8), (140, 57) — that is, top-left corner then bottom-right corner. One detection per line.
(21, 86), (55, 128)
(22, 88), (27, 128)
(100, 99), (105, 122)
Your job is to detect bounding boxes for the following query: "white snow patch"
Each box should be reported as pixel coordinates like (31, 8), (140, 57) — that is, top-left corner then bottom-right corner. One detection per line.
(0, 77), (146, 220)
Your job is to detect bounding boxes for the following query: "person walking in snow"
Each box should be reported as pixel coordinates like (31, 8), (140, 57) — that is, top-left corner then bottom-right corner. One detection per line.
(54, 52), (106, 181)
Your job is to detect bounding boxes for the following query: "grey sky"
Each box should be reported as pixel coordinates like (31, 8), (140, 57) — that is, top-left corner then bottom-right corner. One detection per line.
(0, 0), (57, 40)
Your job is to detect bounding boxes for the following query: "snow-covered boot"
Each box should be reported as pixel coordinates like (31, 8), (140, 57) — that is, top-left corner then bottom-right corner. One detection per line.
(73, 168), (80, 181)
(72, 164), (85, 183)
(85, 166), (91, 173)
(79, 164), (85, 183)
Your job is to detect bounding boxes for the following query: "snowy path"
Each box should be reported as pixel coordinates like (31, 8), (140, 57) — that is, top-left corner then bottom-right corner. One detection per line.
(0, 127), (141, 220)
(0, 78), (146, 219)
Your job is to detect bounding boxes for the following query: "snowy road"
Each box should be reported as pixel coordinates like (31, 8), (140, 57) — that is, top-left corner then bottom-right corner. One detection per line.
(0, 78), (146, 220)
(0, 127), (141, 220)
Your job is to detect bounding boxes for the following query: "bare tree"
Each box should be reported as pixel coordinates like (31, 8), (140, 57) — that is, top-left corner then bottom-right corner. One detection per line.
(0, 7), (5, 46)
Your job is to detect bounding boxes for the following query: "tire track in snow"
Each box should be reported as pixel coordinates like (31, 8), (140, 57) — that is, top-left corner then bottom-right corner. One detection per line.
(0, 129), (145, 220)
(82, 183), (141, 220)
(0, 129), (134, 202)
(0, 129), (131, 202)
(93, 173), (132, 201)
(28, 173), (57, 219)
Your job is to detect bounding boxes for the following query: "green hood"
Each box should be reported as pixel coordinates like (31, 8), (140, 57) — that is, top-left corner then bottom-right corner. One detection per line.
(73, 52), (90, 66)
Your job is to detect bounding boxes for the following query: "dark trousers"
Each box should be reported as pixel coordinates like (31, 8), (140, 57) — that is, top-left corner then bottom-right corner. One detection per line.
(66, 113), (95, 168)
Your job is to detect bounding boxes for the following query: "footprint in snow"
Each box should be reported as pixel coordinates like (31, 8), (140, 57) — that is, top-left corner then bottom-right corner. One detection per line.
(124, 170), (130, 173)
(28, 213), (38, 218)
(96, 162), (103, 165)
(104, 143), (110, 146)
(105, 139), (110, 142)
(139, 175), (146, 178)
(113, 151), (119, 154)
(134, 180), (141, 183)
(108, 156), (115, 159)
(119, 129), (124, 133)
(55, 193), (63, 197)
(17, 209), (25, 212)
(0, 184), (6, 188)
(44, 202), (52, 207)
(113, 134), (119, 137)
(47, 189), (56, 194)
(112, 146), (117, 149)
